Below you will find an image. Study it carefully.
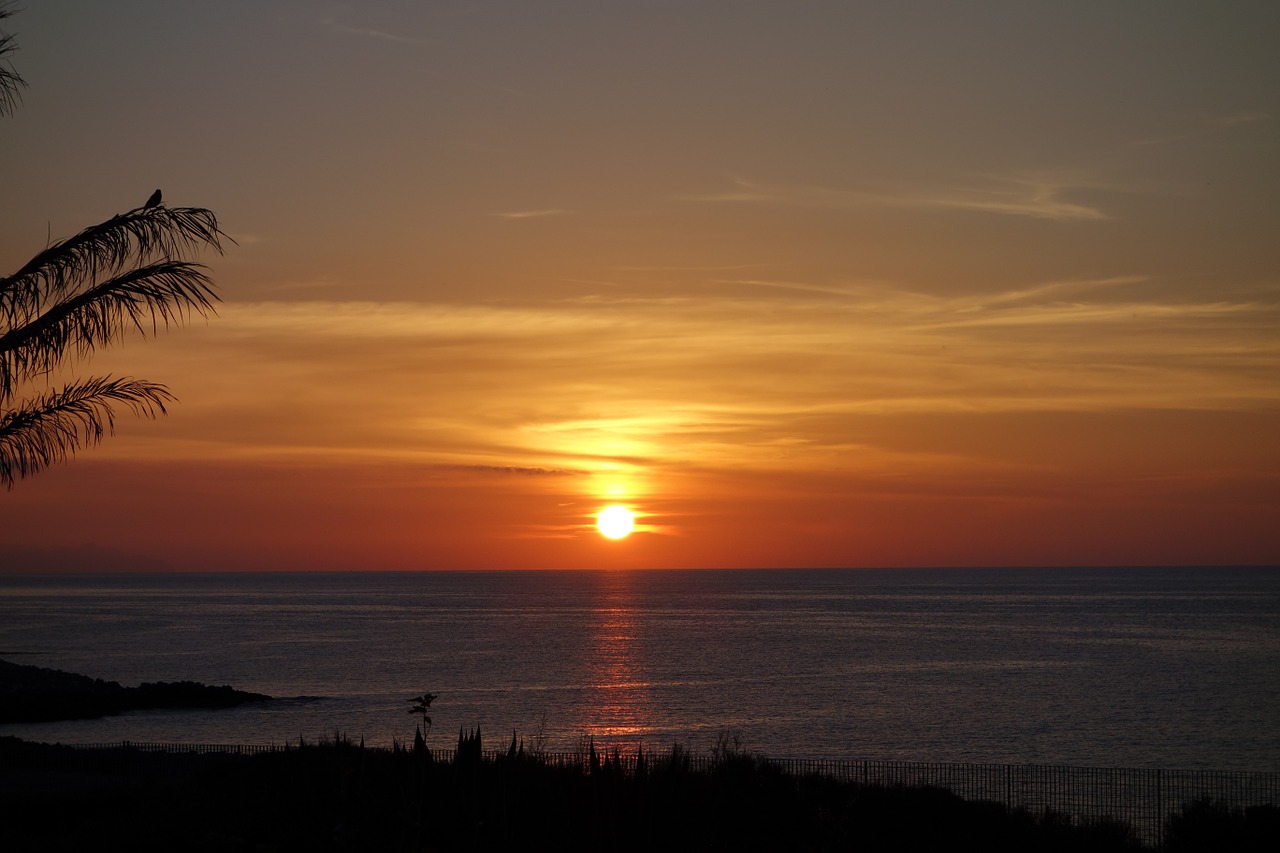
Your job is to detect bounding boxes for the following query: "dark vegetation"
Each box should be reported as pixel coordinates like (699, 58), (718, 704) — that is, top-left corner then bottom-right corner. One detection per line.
(0, 659), (270, 723)
(1163, 798), (1280, 853)
(1, 668), (1276, 850)
(9, 732), (1272, 853)
(3, 678), (1276, 852)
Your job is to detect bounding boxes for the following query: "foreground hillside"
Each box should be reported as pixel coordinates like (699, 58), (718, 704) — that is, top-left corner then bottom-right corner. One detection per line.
(9, 734), (1271, 852)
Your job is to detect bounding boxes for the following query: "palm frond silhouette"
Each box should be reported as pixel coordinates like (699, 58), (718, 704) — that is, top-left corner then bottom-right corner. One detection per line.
(0, 4), (26, 117)
(0, 377), (176, 484)
(0, 8), (229, 487)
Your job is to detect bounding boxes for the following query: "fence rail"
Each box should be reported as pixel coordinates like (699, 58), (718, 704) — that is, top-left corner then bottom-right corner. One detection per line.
(12, 741), (1278, 847)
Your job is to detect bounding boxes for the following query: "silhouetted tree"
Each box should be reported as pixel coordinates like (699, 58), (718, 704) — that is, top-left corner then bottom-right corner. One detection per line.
(0, 7), (228, 487)
(409, 692), (437, 738)
(409, 691), (440, 753)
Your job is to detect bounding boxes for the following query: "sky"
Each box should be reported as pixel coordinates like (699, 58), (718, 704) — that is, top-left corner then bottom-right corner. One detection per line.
(2, 1), (1278, 571)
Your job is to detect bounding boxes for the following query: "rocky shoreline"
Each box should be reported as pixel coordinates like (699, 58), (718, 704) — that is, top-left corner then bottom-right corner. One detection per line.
(0, 659), (271, 724)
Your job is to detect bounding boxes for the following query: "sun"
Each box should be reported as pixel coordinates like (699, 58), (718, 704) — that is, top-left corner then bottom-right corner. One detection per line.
(596, 505), (635, 540)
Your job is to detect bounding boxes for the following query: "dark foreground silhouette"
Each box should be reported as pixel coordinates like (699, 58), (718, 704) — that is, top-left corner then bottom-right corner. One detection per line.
(0, 659), (270, 723)
(6, 734), (1273, 852)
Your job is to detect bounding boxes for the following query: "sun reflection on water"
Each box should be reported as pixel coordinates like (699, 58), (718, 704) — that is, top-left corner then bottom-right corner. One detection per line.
(581, 573), (654, 747)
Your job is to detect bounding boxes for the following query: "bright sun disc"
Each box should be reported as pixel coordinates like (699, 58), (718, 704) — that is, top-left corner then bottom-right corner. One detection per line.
(596, 505), (635, 539)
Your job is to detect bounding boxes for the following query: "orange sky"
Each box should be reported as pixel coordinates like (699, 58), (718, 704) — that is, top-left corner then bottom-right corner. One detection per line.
(3, 2), (1278, 571)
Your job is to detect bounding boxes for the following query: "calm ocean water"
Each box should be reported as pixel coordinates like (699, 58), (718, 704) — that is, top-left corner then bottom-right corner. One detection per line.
(1, 567), (1277, 771)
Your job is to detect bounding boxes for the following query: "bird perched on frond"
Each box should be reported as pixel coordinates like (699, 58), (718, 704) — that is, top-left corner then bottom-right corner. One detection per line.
(144, 188), (162, 209)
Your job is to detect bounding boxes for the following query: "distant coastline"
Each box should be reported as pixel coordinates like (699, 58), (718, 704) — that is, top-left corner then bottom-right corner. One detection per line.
(0, 659), (270, 724)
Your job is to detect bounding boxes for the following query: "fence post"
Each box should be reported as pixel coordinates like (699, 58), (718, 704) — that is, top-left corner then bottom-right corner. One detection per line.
(1156, 769), (1164, 851)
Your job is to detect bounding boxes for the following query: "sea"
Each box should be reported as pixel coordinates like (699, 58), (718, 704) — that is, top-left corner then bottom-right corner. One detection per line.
(1, 567), (1277, 772)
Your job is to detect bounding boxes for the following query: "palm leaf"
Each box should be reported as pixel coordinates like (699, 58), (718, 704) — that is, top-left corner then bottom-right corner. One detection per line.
(0, 4), (25, 118)
(0, 260), (218, 401)
(0, 205), (228, 329)
(0, 376), (174, 488)
(1, 7), (227, 487)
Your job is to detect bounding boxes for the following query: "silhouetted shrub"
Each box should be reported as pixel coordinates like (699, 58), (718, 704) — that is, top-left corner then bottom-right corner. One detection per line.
(1165, 798), (1280, 853)
(7, 737), (1269, 852)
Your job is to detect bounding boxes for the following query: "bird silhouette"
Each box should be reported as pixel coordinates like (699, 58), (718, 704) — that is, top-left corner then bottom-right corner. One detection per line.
(144, 188), (162, 209)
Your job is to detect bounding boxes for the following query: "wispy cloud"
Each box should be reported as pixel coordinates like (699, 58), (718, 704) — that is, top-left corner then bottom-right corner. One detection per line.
(949, 275), (1148, 309)
(913, 177), (1109, 221)
(256, 277), (345, 294)
(681, 174), (1110, 221)
(1133, 110), (1271, 146)
(447, 464), (584, 476)
(1210, 110), (1270, 127)
(98, 276), (1280, 483)
(494, 209), (569, 219)
(708, 278), (870, 297)
(320, 17), (434, 46)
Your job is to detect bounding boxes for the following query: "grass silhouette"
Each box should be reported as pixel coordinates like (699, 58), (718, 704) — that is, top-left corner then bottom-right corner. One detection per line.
(0, 734), (1202, 852)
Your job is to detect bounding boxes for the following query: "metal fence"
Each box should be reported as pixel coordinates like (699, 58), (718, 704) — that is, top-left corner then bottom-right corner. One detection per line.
(762, 758), (1280, 847)
(23, 742), (1280, 848)
(506, 750), (1279, 846)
